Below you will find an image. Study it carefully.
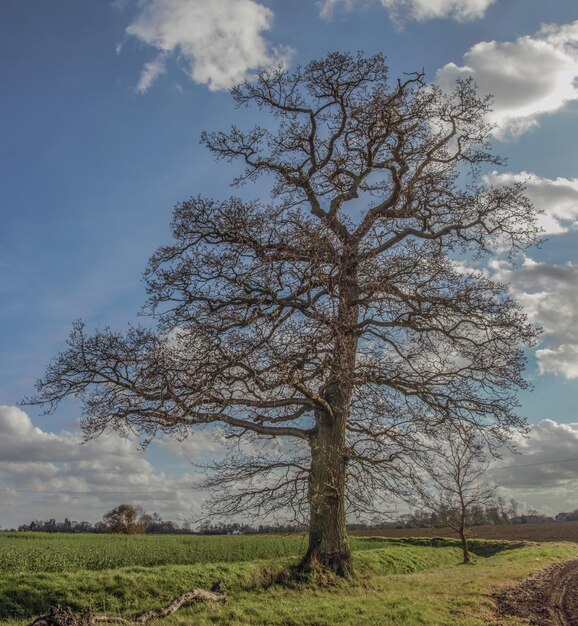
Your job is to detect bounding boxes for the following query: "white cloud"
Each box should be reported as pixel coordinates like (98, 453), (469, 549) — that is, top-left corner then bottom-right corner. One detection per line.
(126, 0), (293, 92)
(136, 54), (167, 93)
(484, 171), (578, 235)
(381, 0), (496, 21)
(0, 405), (34, 436)
(535, 345), (578, 380)
(0, 405), (206, 528)
(319, 0), (496, 21)
(437, 20), (578, 138)
(489, 420), (578, 514)
(318, 0), (360, 19)
(491, 258), (578, 380)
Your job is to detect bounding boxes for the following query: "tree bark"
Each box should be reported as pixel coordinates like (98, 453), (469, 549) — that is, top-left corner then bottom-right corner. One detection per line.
(300, 408), (353, 577)
(459, 528), (471, 564)
(298, 255), (358, 578)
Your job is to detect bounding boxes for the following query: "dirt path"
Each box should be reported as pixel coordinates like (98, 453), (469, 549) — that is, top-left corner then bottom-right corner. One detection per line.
(495, 560), (578, 625)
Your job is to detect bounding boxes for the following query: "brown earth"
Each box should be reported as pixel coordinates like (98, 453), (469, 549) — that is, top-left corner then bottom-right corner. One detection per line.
(495, 559), (578, 626)
(350, 521), (578, 543)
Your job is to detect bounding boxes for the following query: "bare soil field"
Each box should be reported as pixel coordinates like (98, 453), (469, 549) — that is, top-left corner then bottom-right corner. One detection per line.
(351, 521), (578, 543)
(495, 559), (578, 626)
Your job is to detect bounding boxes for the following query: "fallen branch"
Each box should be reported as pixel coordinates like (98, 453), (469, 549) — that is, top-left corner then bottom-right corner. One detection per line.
(28, 585), (226, 626)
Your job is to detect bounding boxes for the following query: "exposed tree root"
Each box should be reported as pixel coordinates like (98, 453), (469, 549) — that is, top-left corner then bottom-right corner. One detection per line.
(265, 556), (353, 590)
(27, 584), (226, 626)
(296, 550), (354, 580)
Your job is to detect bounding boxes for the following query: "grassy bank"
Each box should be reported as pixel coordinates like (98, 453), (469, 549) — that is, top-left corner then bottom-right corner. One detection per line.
(1, 535), (577, 625)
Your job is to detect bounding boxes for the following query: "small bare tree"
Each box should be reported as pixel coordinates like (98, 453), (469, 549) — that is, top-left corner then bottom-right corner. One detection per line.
(420, 427), (496, 563)
(28, 52), (539, 577)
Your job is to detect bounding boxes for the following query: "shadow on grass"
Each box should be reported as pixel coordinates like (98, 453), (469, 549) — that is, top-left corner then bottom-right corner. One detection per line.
(0, 584), (76, 620)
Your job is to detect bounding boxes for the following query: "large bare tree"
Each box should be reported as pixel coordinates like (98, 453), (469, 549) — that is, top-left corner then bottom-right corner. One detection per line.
(29, 52), (540, 576)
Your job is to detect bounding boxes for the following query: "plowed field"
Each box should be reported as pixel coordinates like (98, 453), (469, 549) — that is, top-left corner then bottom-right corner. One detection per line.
(351, 521), (578, 543)
(495, 559), (578, 625)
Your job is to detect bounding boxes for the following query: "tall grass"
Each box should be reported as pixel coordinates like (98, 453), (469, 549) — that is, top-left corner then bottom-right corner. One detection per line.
(2, 532), (467, 574)
(0, 532), (307, 573)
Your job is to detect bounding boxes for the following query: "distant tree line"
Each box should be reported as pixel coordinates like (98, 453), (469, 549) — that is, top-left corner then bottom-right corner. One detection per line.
(12, 501), (578, 535)
(17, 509), (185, 535)
(15, 504), (305, 535)
(17, 518), (99, 533)
(388, 500), (578, 529)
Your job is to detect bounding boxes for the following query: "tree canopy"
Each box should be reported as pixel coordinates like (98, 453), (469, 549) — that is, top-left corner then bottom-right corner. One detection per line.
(29, 52), (540, 576)
(102, 504), (150, 535)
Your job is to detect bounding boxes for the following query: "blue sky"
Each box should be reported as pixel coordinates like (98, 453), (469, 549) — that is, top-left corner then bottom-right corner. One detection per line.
(2, 0), (578, 528)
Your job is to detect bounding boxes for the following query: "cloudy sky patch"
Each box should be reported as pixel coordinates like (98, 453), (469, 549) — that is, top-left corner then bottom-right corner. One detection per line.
(437, 20), (578, 138)
(0, 405), (209, 529)
(490, 420), (578, 512)
(319, 0), (497, 22)
(126, 0), (293, 91)
(485, 171), (578, 235)
(491, 258), (578, 380)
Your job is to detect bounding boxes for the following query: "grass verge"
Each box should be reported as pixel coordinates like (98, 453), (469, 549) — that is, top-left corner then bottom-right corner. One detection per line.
(1, 537), (576, 626)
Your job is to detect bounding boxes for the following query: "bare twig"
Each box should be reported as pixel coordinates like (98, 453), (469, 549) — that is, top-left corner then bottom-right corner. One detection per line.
(28, 586), (226, 626)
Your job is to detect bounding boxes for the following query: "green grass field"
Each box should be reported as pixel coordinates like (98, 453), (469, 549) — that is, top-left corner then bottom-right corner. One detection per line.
(1, 532), (576, 625)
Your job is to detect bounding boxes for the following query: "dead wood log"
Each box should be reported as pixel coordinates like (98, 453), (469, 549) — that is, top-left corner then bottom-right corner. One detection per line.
(27, 586), (226, 626)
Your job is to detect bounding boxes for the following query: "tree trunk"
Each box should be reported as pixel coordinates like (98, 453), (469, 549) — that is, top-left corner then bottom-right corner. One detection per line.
(459, 528), (471, 564)
(298, 252), (358, 578)
(299, 410), (353, 577)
